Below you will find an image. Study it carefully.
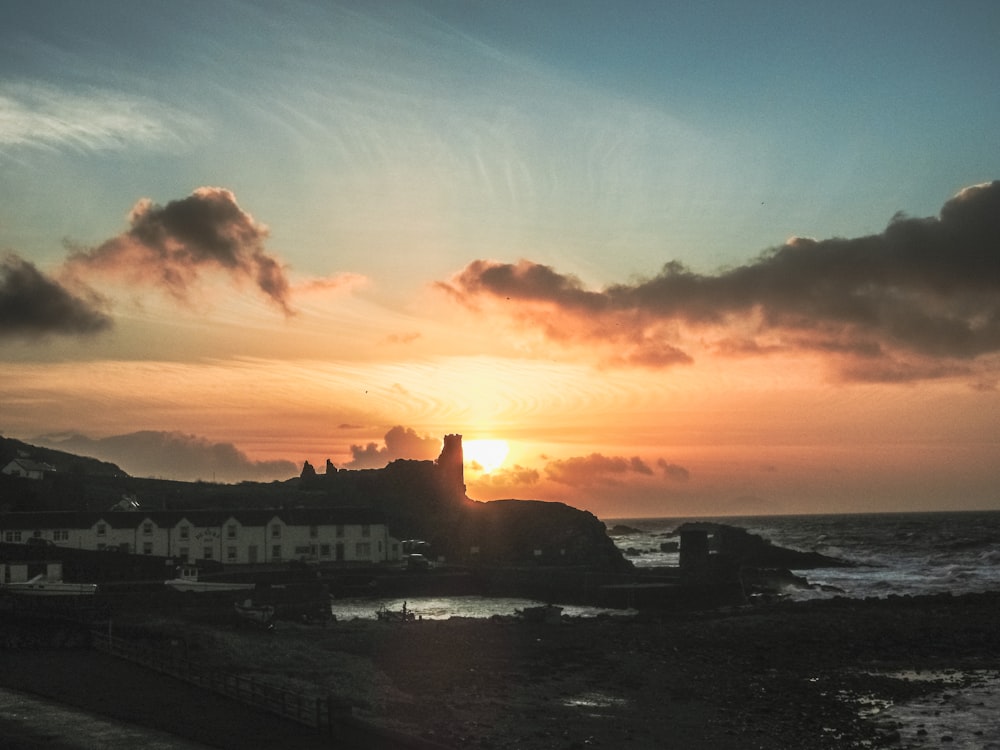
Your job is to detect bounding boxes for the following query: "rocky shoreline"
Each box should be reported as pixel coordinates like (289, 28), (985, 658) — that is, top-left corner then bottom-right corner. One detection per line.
(4, 590), (1000, 749)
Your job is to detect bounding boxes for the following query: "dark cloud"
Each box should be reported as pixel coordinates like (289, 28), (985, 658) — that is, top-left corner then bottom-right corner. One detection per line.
(0, 253), (112, 338)
(439, 181), (1000, 381)
(342, 426), (442, 469)
(544, 453), (654, 488)
(35, 431), (297, 483)
(657, 459), (690, 482)
(67, 187), (294, 313)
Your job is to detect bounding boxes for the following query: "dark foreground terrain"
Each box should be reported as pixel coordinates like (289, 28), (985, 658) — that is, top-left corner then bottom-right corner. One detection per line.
(3, 591), (1000, 749)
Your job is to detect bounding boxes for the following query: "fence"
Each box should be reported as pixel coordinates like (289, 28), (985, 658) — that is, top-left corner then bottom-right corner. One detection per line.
(90, 630), (352, 737)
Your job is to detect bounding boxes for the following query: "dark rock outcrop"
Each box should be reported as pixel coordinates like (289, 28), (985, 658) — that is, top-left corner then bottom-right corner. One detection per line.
(677, 522), (853, 570)
(449, 499), (633, 571)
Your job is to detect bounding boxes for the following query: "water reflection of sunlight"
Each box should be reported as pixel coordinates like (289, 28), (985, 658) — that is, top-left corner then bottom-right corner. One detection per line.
(562, 692), (629, 710)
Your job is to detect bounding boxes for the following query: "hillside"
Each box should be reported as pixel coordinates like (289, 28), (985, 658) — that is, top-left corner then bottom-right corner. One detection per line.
(1, 435), (126, 478)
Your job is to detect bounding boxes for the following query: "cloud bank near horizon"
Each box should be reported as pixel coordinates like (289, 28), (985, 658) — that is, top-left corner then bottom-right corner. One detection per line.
(341, 425), (443, 469)
(439, 181), (1000, 382)
(36, 430), (297, 484)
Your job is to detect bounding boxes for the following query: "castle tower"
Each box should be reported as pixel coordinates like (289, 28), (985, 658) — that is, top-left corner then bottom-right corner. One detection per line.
(436, 434), (466, 497)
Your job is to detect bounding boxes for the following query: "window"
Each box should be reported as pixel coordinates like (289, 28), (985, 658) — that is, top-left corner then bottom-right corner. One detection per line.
(4, 531), (21, 543)
(335, 525), (344, 538)
(203, 546), (213, 560)
(179, 526), (190, 541)
(309, 525), (318, 539)
(361, 524), (371, 538)
(179, 547), (190, 562)
(142, 542), (153, 555)
(227, 546), (238, 562)
(142, 522), (153, 535)
(227, 524), (237, 539)
(32, 530), (42, 538)
(96, 524), (106, 537)
(320, 544), (331, 558)
(271, 545), (282, 560)
(271, 524), (281, 539)
(54, 530), (69, 542)
(356, 542), (372, 558)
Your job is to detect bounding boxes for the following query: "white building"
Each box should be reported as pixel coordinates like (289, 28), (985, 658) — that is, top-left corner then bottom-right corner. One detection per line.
(2, 458), (56, 480)
(0, 508), (400, 565)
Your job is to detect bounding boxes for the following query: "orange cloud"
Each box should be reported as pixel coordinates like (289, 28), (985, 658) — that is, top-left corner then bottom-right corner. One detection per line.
(294, 272), (368, 296)
(341, 425), (441, 469)
(466, 463), (542, 499)
(439, 181), (1000, 382)
(544, 452), (656, 488)
(67, 187), (294, 314)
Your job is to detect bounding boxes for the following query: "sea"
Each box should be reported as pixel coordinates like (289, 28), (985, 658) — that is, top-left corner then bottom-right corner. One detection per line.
(603, 510), (1000, 600)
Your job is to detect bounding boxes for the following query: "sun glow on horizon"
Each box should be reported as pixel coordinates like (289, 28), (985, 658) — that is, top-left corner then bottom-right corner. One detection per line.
(463, 439), (510, 474)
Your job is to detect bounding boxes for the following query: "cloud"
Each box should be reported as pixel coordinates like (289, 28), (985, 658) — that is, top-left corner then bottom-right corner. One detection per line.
(466, 463), (542, 500)
(0, 253), (112, 338)
(657, 459), (690, 482)
(0, 81), (203, 154)
(468, 464), (541, 490)
(342, 425), (442, 469)
(439, 181), (1000, 381)
(544, 453), (654, 488)
(67, 187), (294, 313)
(294, 273), (368, 295)
(35, 431), (297, 483)
(383, 331), (422, 345)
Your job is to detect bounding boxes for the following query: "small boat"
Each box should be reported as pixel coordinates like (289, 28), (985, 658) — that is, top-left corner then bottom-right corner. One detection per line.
(2, 574), (98, 596)
(165, 564), (255, 593)
(234, 599), (275, 628)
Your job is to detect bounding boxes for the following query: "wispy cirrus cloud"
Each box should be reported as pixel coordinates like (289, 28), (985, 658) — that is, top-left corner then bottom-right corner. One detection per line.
(0, 81), (203, 154)
(439, 182), (1000, 382)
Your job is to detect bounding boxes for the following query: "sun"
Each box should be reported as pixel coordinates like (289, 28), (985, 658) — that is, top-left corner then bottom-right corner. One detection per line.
(463, 439), (510, 474)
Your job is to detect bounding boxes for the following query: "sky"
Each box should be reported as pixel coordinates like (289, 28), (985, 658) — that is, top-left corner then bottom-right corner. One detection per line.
(2, 0), (999, 518)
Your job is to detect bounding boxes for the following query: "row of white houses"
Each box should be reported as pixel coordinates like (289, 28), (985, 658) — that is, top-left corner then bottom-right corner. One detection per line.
(0, 509), (402, 566)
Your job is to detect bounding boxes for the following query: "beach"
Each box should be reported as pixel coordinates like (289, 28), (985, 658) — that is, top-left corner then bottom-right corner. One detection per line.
(4, 591), (1000, 749)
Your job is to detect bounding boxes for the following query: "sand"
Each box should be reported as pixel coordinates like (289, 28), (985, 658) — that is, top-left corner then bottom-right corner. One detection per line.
(3, 592), (1000, 749)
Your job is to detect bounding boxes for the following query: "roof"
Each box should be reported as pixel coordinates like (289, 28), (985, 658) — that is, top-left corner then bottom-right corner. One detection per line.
(0, 507), (388, 531)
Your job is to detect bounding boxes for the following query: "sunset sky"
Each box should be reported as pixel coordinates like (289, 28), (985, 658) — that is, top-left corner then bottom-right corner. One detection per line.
(2, 1), (999, 518)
